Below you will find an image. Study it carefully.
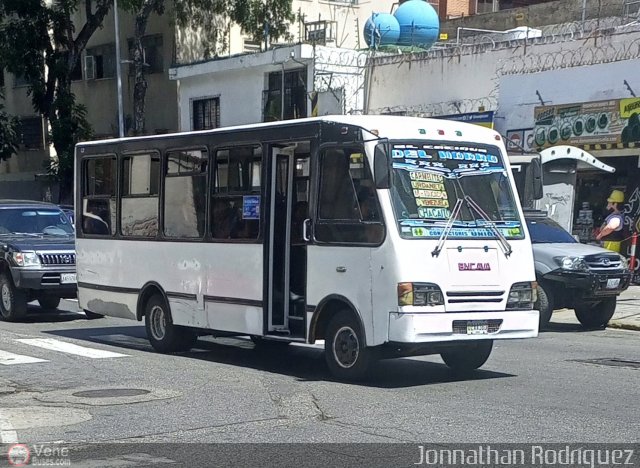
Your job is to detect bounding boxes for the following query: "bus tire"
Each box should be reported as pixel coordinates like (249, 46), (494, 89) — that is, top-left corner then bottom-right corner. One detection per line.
(0, 272), (27, 322)
(574, 297), (616, 329)
(144, 295), (197, 353)
(441, 340), (493, 373)
(324, 310), (373, 381)
(535, 282), (554, 330)
(84, 310), (104, 320)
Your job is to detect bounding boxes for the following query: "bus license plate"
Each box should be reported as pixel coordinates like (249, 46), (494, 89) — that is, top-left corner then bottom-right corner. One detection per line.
(606, 278), (620, 289)
(61, 273), (77, 284)
(467, 320), (489, 335)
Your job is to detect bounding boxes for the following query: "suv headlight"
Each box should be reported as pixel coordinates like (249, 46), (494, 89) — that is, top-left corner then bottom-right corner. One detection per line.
(507, 281), (536, 310)
(554, 256), (588, 271)
(12, 251), (41, 267)
(398, 282), (444, 306)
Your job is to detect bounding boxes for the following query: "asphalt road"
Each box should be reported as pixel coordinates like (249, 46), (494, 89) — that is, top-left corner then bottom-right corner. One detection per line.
(1, 300), (639, 466)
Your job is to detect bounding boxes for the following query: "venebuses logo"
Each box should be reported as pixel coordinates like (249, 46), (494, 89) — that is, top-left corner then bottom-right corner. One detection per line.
(458, 262), (491, 271)
(7, 444), (30, 466)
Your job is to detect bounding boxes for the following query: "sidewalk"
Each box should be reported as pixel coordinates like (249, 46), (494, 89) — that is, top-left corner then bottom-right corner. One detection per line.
(552, 284), (640, 331)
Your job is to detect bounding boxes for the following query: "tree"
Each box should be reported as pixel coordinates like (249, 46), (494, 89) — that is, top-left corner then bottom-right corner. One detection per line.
(122, 0), (294, 136)
(0, 0), (111, 202)
(0, 91), (20, 163)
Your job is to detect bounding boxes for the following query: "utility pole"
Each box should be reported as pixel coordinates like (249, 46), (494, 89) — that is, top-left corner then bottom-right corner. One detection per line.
(114, 0), (125, 138)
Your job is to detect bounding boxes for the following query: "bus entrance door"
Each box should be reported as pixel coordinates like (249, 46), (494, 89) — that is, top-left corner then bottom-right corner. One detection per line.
(268, 146), (295, 335)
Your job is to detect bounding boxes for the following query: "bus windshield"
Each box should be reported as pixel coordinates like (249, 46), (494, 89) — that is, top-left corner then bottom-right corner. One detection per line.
(389, 141), (524, 240)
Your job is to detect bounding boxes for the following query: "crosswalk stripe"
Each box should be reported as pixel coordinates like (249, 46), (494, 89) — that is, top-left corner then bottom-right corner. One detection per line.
(0, 350), (48, 366)
(15, 338), (128, 359)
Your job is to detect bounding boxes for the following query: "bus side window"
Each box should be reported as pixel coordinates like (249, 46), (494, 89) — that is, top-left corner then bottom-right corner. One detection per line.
(82, 156), (116, 236)
(316, 148), (384, 244)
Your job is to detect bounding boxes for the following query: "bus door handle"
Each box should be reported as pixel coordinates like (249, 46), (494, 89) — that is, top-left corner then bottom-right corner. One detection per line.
(302, 218), (311, 242)
(336, 266), (347, 273)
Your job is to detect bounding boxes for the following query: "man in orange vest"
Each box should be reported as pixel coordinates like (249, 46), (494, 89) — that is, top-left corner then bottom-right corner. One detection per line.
(595, 189), (625, 253)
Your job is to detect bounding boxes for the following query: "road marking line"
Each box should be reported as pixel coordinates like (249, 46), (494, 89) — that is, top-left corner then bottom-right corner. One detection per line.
(0, 411), (18, 444)
(15, 338), (128, 359)
(0, 350), (48, 366)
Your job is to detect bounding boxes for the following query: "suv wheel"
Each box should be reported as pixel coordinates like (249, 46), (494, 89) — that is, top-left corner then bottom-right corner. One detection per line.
(574, 297), (617, 329)
(0, 273), (27, 322)
(535, 282), (554, 330)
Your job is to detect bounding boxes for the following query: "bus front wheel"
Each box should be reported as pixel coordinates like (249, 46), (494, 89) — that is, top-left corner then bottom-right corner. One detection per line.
(145, 295), (197, 353)
(440, 340), (493, 373)
(324, 311), (374, 381)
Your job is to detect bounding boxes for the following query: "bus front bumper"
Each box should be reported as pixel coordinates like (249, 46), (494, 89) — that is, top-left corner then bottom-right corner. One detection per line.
(388, 310), (539, 343)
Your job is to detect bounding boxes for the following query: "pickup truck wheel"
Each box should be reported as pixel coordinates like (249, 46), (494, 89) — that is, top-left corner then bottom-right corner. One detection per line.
(535, 282), (554, 330)
(0, 273), (27, 322)
(144, 295), (197, 353)
(441, 340), (493, 372)
(38, 297), (61, 311)
(574, 297), (617, 329)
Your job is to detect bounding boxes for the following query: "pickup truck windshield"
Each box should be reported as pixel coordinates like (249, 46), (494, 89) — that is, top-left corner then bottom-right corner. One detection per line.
(0, 209), (74, 236)
(390, 141), (524, 240)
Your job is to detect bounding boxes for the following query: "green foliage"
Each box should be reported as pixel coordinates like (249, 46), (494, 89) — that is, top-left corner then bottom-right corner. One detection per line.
(0, 0), (110, 201)
(229, 0), (294, 45)
(0, 91), (20, 163)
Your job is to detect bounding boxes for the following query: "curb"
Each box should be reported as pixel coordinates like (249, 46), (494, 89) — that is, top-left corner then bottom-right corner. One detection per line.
(608, 322), (640, 332)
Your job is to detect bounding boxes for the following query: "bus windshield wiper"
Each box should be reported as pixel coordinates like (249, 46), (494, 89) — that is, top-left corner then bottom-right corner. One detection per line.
(463, 195), (513, 258)
(431, 198), (464, 258)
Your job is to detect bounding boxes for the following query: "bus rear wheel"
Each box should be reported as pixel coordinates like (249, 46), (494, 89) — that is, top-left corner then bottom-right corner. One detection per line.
(145, 295), (197, 353)
(440, 340), (493, 373)
(324, 311), (374, 381)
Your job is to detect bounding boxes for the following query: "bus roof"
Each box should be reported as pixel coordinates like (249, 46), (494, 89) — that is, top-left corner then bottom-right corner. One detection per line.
(76, 115), (503, 147)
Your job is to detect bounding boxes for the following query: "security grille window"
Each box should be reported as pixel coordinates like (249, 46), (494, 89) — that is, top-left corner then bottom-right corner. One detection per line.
(315, 147), (384, 244)
(164, 149), (208, 238)
(121, 152), (160, 237)
(82, 156), (117, 236)
(192, 97), (220, 131)
(211, 145), (262, 240)
(17, 117), (44, 149)
(263, 68), (307, 122)
(127, 34), (164, 74)
(86, 43), (117, 79)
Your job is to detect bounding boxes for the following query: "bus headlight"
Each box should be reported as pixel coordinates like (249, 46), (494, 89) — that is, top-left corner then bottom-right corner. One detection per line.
(12, 251), (41, 267)
(398, 282), (444, 306)
(506, 281), (536, 310)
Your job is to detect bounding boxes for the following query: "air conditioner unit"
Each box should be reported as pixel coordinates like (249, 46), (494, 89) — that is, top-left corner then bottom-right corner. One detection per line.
(84, 55), (96, 80)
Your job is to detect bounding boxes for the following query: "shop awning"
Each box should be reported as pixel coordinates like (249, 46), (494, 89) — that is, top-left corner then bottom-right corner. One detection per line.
(539, 145), (615, 173)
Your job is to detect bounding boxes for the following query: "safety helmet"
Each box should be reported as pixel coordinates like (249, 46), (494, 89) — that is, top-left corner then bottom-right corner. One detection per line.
(607, 189), (624, 204)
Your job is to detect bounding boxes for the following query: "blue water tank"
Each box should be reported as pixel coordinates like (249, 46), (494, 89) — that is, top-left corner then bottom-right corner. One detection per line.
(363, 13), (401, 48)
(394, 0), (440, 48)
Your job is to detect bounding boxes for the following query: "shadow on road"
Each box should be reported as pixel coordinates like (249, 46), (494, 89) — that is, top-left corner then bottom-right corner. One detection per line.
(45, 325), (515, 389)
(19, 304), (85, 324)
(541, 321), (603, 333)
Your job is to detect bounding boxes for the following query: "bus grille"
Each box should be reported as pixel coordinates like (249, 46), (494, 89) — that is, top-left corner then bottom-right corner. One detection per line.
(446, 290), (504, 304)
(37, 252), (76, 266)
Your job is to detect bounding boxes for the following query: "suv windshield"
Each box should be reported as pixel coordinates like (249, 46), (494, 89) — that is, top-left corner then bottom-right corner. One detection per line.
(526, 217), (577, 244)
(389, 141), (523, 239)
(0, 208), (74, 236)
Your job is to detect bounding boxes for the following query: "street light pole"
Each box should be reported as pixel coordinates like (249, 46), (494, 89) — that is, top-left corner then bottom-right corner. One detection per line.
(114, 0), (125, 138)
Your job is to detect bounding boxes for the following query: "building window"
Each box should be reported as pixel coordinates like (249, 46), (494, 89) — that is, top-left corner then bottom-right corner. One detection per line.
(164, 149), (208, 238)
(85, 43), (116, 79)
(17, 117), (44, 149)
(192, 97), (220, 130)
(127, 34), (164, 75)
(211, 145), (262, 240)
(121, 152), (160, 237)
(263, 68), (307, 122)
(82, 156), (117, 236)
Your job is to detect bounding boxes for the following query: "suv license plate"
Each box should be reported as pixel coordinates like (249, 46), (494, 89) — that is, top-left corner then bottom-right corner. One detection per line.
(61, 273), (77, 284)
(467, 320), (489, 335)
(606, 278), (620, 289)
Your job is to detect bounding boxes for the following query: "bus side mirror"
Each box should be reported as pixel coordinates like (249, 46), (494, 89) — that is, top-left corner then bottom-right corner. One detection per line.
(531, 158), (543, 200)
(374, 144), (390, 189)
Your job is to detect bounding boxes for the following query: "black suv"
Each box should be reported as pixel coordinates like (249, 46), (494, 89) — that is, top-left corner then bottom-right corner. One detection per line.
(0, 200), (76, 321)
